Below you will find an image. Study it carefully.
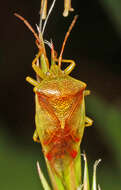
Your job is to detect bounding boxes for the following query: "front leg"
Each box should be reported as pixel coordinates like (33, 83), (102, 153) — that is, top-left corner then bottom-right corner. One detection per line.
(55, 58), (76, 75)
(32, 52), (46, 79)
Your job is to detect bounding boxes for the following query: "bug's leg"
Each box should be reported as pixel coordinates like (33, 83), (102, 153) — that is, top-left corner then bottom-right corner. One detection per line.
(84, 90), (91, 96)
(33, 129), (40, 143)
(32, 51), (46, 79)
(85, 116), (93, 127)
(55, 58), (76, 75)
(63, 59), (76, 74)
(26, 76), (39, 86)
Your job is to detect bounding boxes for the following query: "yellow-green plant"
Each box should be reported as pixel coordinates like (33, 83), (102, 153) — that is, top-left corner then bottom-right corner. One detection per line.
(36, 154), (101, 190)
(40, 0), (74, 18)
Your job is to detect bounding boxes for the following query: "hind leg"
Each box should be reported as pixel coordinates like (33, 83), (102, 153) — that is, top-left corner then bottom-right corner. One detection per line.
(85, 116), (93, 127)
(33, 129), (40, 143)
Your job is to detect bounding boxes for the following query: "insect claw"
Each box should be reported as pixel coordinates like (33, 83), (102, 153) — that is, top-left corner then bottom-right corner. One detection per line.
(84, 90), (91, 96)
(85, 116), (93, 127)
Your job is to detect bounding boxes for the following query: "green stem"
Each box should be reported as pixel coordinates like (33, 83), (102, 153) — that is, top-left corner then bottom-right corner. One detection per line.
(45, 149), (81, 190)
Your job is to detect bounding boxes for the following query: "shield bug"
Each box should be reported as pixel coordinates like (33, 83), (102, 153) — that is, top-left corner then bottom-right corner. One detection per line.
(15, 4), (93, 172)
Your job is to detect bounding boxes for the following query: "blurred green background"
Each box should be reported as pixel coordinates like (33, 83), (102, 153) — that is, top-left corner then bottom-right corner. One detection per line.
(1, 0), (121, 189)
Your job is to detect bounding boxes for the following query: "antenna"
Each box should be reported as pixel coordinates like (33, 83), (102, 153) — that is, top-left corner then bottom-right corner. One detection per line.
(58, 15), (78, 67)
(14, 13), (41, 46)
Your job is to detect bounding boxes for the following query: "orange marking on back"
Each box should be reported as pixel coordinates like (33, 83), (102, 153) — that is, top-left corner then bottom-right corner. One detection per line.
(44, 124), (79, 161)
(37, 92), (60, 124)
(38, 90), (83, 161)
(66, 90), (83, 123)
(46, 152), (52, 161)
(70, 150), (77, 158)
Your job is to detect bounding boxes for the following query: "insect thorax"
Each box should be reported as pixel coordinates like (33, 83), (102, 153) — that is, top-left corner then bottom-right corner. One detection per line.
(37, 74), (85, 115)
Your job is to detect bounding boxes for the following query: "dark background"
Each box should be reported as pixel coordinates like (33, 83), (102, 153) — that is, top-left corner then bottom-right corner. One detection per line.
(1, 0), (121, 189)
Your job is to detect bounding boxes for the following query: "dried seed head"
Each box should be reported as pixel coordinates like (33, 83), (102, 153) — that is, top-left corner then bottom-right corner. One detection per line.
(63, 0), (74, 17)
